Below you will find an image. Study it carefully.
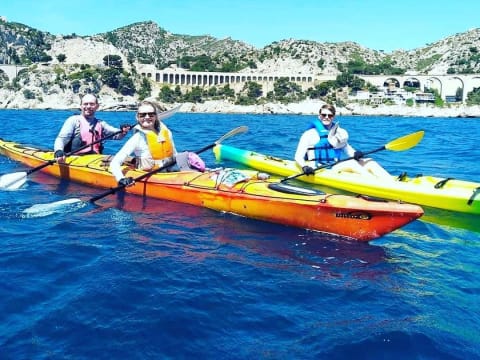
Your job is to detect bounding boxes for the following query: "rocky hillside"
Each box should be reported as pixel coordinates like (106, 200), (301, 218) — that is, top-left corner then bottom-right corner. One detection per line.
(2, 17), (480, 112)
(101, 21), (256, 69)
(389, 28), (480, 74)
(2, 17), (480, 75)
(251, 40), (384, 75)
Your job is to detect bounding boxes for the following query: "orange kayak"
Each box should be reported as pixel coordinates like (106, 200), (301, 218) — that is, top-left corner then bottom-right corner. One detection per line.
(0, 138), (423, 241)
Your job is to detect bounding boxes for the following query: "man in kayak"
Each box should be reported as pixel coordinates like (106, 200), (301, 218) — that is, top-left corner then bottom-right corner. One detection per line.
(294, 103), (391, 178)
(109, 100), (205, 187)
(53, 94), (130, 162)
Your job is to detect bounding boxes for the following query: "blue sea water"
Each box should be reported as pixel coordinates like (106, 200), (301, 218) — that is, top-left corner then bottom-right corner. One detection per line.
(0, 109), (479, 359)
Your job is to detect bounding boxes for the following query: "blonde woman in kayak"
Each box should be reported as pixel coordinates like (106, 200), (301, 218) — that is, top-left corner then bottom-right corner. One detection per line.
(294, 104), (391, 178)
(109, 100), (204, 187)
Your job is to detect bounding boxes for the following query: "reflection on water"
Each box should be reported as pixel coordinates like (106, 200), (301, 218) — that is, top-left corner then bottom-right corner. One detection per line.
(107, 192), (391, 281)
(0, 166), (394, 284)
(420, 206), (480, 233)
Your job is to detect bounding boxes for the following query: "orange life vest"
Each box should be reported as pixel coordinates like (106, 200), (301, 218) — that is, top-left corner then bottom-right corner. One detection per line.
(144, 125), (174, 160)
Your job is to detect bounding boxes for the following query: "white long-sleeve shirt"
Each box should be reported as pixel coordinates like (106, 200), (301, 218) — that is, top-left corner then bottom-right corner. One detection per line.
(109, 125), (177, 181)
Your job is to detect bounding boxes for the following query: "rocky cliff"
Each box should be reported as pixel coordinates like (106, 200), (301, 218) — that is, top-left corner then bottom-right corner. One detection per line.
(2, 17), (480, 115)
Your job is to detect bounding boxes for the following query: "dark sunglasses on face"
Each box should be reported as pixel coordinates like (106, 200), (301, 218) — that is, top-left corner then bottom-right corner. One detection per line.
(138, 112), (157, 118)
(320, 113), (334, 118)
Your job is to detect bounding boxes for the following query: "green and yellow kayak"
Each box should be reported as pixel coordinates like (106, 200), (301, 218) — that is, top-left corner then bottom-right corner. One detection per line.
(213, 144), (480, 215)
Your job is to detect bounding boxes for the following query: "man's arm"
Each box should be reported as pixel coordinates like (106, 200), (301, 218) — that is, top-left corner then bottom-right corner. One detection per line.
(101, 121), (126, 140)
(54, 116), (77, 152)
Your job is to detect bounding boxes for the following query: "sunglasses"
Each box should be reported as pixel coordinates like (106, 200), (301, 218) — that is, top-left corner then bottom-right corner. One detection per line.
(138, 112), (157, 118)
(320, 113), (334, 118)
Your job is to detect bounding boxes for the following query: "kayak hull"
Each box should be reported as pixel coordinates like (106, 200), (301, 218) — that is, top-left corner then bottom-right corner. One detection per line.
(213, 144), (480, 215)
(0, 138), (424, 241)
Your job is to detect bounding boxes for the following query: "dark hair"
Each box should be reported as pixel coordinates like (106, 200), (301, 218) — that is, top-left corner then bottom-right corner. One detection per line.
(319, 104), (336, 116)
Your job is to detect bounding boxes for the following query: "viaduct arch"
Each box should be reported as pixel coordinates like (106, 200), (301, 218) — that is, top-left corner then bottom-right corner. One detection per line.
(357, 74), (480, 102)
(0, 64), (29, 81)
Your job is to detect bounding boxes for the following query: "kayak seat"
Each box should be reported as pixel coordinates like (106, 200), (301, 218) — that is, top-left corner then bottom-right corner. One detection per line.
(268, 182), (325, 196)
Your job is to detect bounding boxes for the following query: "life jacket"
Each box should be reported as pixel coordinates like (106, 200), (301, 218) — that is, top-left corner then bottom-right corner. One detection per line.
(306, 119), (341, 165)
(142, 125), (174, 160)
(66, 115), (103, 154)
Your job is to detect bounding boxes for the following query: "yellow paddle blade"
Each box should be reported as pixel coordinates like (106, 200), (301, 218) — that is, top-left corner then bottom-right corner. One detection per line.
(385, 130), (424, 151)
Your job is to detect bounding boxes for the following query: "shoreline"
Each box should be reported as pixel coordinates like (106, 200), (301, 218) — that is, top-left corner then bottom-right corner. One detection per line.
(177, 100), (480, 118)
(2, 95), (480, 118)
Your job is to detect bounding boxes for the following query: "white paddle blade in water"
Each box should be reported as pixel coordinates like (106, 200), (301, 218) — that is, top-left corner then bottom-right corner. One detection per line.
(22, 198), (85, 218)
(0, 172), (27, 190)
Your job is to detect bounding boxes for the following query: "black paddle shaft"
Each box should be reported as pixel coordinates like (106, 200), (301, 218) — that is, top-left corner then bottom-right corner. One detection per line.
(88, 157), (177, 203)
(281, 145), (385, 183)
(88, 126), (248, 204)
(89, 143), (218, 203)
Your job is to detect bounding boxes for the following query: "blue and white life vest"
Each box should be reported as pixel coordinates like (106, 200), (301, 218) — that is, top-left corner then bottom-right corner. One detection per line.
(306, 119), (342, 165)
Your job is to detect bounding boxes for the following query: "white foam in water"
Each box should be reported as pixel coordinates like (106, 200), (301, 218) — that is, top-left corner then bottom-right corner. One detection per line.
(22, 198), (86, 218)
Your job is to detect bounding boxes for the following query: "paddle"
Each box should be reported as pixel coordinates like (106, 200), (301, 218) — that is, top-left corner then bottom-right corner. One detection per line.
(89, 125), (248, 203)
(0, 127), (132, 191)
(280, 130), (425, 183)
(22, 126), (248, 215)
(0, 125), (135, 190)
(0, 105), (182, 190)
(157, 104), (182, 120)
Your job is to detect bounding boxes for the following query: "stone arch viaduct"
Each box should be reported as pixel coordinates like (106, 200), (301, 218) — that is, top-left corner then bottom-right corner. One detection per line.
(2, 63), (480, 103)
(139, 65), (480, 103)
(358, 74), (480, 102)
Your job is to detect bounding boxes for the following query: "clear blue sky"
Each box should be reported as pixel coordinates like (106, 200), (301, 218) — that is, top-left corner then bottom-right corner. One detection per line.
(2, 0), (478, 52)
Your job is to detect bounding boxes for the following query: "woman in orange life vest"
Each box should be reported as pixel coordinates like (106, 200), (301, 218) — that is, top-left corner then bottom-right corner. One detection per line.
(294, 103), (391, 178)
(109, 100), (205, 187)
(54, 93), (130, 162)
